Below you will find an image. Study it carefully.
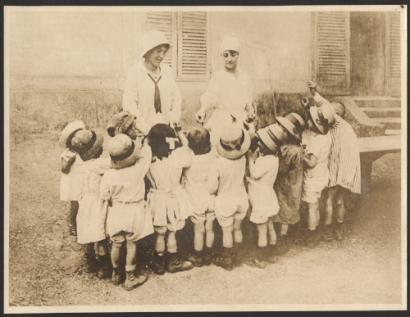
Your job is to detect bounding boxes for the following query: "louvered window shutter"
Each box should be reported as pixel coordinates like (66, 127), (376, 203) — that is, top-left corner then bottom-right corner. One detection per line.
(177, 12), (209, 79)
(145, 12), (177, 68)
(314, 12), (350, 95)
(386, 12), (401, 96)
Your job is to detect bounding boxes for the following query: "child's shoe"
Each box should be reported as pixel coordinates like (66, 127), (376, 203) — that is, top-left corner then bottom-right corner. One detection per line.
(265, 245), (280, 264)
(203, 247), (213, 266)
(322, 225), (334, 241)
(84, 252), (98, 273)
(214, 247), (234, 271)
(96, 255), (112, 279)
(305, 229), (321, 248)
(167, 253), (193, 273)
(275, 236), (291, 256)
(246, 247), (267, 269)
(111, 267), (122, 285)
(188, 250), (204, 267)
(232, 243), (246, 267)
(334, 222), (345, 241)
(152, 253), (166, 275)
(124, 271), (148, 291)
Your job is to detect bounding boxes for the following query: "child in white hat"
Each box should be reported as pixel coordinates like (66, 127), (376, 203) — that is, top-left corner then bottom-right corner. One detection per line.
(122, 30), (182, 133)
(59, 120), (87, 237)
(183, 127), (217, 267)
(245, 123), (289, 268)
(75, 130), (111, 277)
(307, 81), (361, 241)
(100, 134), (154, 291)
(208, 115), (251, 270)
(196, 36), (255, 145)
(146, 123), (194, 275)
(301, 89), (333, 247)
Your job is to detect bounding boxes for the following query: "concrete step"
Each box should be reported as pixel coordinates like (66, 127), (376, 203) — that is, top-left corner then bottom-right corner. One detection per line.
(385, 129), (401, 136)
(353, 96), (401, 108)
(361, 107), (401, 118)
(371, 117), (401, 129)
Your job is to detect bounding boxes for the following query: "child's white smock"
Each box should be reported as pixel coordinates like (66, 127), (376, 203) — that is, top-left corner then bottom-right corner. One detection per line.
(247, 154), (280, 224)
(76, 157), (111, 244)
(146, 146), (193, 231)
(100, 145), (154, 241)
(183, 150), (217, 223)
(60, 149), (84, 201)
(302, 129), (331, 193)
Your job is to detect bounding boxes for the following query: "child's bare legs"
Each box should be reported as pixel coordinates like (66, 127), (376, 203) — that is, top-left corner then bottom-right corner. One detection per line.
(125, 241), (137, 272)
(323, 188), (336, 241)
(222, 224), (234, 248)
(69, 201), (79, 236)
(94, 240), (111, 279)
(155, 232), (166, 254)
(194, 223), (205, 252)
(268, 218), (277, 246)
(334, 187), (347, 240)
(152, 230), (166, 275)
(306, 199), (321, 247)
(110, 241), (122, 285)
(167, 230), (193, 273)
(280, 224), (289, 237)
(233, 218), (243, 244)
(205, 218), (215, 248)
(256, 223), (268, 248)
(167, 231), (177, 254)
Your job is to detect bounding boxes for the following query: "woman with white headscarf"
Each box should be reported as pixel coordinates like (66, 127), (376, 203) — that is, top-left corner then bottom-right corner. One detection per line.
(122, 30), (182, 134)
(195, 36), (256, 144)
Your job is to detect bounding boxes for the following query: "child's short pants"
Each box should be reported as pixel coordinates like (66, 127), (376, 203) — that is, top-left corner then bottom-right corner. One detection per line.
(302, 190), (322, 203)
(110, 231), (137, 244)
(215, 193), (249, 227)
(191, 209), (216, 224)
(154, 219), (185, 234)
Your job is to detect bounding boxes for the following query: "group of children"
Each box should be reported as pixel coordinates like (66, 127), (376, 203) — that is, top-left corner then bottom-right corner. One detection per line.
(59, 81), (361, 290)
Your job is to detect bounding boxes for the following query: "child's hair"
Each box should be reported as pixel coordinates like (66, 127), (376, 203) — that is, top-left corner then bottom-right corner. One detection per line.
(187, 127), (211, 155)
(148, 124), (179, 160)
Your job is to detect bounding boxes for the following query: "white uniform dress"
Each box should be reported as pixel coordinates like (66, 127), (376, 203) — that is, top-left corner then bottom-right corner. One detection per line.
(247, 154), (280, 224)
(301, 129), (331, 203)
(201, 69), (254, 144)
(122, 62), (182, 134)
(60, 149), (84, 202)
(76, 157), (111, 244)
(208, 155), (249, 227)
(146, 146), (193, 232)
(99, 145), (154, 242)
(183, 149), (217, 224)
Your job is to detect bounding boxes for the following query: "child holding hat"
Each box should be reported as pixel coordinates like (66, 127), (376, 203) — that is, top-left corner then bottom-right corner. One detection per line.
(208, 115), (251, 270)
(196, 36), (255, 145)
(122, 30), (182, 134)
(100, 134), (154, 290)
(308, 81), (361, 241)
(273, 112), (306, 252)
(183, 127), (217, 267)
(245, 123), (288, 268)
(75, 130), (111, 277)
(59, 120), (88, 237)
(146, 123), (194, 275)
(301, 89), (333, 247)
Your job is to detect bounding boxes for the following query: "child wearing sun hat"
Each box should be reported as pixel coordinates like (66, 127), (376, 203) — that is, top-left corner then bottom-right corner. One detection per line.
(146, 123), (194, 275)
(59, 120), (88, 237)
(244, 122), (289, 268)
(272, 112), (306, 253)
(183, 127), (218, 267)
(307, 81), (361, 241)
(300, 88), (334, 247)
(208, 115), (251, 271)
(75, 130), (112, 278)
(100, 134), (154, 291)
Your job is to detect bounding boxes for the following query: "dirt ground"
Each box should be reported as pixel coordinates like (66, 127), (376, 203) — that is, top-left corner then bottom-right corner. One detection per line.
(7, 132), (403, 309)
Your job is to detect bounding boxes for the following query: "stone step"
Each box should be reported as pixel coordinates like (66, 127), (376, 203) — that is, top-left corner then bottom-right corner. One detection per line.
(371, 117), (401, 129)
(385, 129), (401, 136)
(353, 96), (401, 108)
(361, 107), (402, 118)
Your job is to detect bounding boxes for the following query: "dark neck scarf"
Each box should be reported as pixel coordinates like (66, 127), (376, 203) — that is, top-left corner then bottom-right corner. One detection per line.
(147, 73), (162, 113)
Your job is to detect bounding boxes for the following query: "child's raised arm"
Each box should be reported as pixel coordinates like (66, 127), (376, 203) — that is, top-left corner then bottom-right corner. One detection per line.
(60, 148), (77, 174)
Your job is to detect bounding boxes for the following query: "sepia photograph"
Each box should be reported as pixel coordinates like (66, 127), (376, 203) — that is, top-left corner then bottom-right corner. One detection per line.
(3, 5), (407, 313)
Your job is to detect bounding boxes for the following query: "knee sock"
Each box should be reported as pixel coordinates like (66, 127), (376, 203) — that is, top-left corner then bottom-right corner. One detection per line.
(233, 219), (243, 244)
(222, 225), (234, 248)
(205, 219), (215, 248)
(194, 223), (205, 252)
(167, 231), (177, 254)
(111, 243), (122, 269)
(256, 223), (268, 248)
(268, 219), (277, 245)
(155, 233), (166, 255)
(125, 241), (137, 272)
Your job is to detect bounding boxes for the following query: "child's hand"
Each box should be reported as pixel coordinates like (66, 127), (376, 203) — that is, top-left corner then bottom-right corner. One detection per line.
(307, 80), (317, 96)
(195, 108), (206, 124)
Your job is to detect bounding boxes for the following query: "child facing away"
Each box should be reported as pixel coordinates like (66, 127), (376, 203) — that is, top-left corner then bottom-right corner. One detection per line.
(273, 112), (306, 253)
(100, 134), (154, 291)
(183, 127), (217, 267)
(208, 115), (251, 271)
(146, 123), (194, 275)
(301, 97), (334, 247)
(59, 120), (90, 237)
(308, 81), (361, 241)
(75, 129), (112, 277)
(245, 122), (289, 268)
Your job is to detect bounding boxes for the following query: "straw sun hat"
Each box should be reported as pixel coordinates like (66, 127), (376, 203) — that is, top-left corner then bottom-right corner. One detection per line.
(309, 103), (336, 134)
(59, 120), (86, 148)
(107, 134), (142, 169)
(256, 123), (289, 154)
(275, 112), (306, 142)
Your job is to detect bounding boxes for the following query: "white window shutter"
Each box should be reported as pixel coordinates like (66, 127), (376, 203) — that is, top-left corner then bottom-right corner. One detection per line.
(145, 12), (177, 68)
(177, 12), (209, 79)
(314, 12), (350, 95)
